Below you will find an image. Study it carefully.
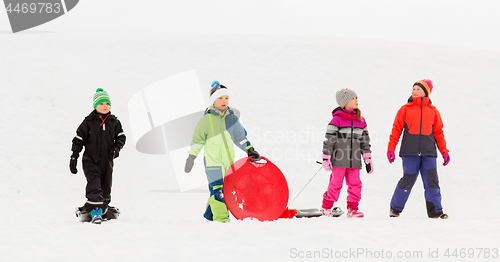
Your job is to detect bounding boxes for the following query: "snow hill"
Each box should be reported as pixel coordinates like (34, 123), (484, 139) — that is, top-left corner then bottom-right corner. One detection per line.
(1, 31), (500, 262)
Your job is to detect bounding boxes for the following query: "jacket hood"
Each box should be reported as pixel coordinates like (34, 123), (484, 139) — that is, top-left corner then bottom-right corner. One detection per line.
(407, 96), (432, 105)
(332, 106), (358, 120)
(205, 105), (234, 117)
(87, 110), (115, 121)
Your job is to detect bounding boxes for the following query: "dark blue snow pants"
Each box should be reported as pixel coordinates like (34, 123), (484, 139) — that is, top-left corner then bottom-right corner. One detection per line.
(390, 156), (443, 217)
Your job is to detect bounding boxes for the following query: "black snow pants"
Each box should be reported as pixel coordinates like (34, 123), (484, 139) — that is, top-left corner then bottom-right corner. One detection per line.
(82, 157), (113, 212)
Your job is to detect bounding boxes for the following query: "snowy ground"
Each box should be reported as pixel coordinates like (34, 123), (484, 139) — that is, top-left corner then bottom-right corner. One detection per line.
(1, 1), (500, 261)
(1, 31), (499, 262)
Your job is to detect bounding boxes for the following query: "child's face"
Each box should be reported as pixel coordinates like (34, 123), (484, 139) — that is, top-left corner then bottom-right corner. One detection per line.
(412, 85), (426, 97)
(344, 97), (358, 110)
(96, 102), (110, 114)
(213, 95), (229, 111)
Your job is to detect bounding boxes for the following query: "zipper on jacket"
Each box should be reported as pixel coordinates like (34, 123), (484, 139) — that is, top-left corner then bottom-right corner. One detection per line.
(210, 111), (234, 168)
(100, 114), (109, 131)
(350, 117), (354, 168)
(219, 114), (236, 176)
(418, 97), (423, 156)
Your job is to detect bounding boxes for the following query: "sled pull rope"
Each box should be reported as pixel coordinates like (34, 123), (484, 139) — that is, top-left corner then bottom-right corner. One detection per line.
(287, 165), (323, 209)
(287, 159), (389, 208)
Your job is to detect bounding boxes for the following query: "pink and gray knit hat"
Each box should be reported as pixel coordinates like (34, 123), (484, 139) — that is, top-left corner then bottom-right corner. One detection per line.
(336, 88), (357, 107)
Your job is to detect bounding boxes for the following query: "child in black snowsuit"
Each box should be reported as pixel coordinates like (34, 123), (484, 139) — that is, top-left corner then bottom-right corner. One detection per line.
(70, 88), (126, 223)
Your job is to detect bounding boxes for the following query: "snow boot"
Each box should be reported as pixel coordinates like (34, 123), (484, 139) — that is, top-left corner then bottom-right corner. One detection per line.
(320, 207), (344, 217)
(91, 208), (103, 224)
(102, 206), (120, 220)
(347, 209), (364, 218)
(430, 213), (449, 219)
(321, 208), (333, 217)
(390, 206), (401, 217)
(76, 206), (92, 222)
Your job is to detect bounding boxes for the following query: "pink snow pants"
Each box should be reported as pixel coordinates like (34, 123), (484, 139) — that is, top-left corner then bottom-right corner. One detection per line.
(322, 167), (362, 210)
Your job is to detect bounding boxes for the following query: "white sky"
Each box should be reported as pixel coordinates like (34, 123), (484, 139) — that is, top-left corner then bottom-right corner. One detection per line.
(1, 0), (500, 51)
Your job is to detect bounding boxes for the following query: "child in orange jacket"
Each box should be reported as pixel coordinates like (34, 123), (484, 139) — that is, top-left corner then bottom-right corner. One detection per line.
(387, 79), (450, 219)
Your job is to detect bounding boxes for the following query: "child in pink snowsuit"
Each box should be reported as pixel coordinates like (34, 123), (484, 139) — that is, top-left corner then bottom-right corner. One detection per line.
(321, 88), (373, 218)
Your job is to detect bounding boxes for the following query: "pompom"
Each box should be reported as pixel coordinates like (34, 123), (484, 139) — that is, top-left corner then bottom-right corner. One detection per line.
(422, 79), (433, 92)
(96, 88), (104, 92)
(211, 81), (220, 88)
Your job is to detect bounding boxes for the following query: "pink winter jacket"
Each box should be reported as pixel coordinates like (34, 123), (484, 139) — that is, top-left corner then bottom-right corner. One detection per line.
(322, 107), (371, 169)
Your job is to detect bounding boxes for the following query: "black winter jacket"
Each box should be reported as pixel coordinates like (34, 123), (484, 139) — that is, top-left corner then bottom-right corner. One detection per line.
(72, 110), (126, 165)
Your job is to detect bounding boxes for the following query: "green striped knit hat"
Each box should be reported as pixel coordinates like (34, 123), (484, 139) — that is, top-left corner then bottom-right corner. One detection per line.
(93, 88), (111, 109)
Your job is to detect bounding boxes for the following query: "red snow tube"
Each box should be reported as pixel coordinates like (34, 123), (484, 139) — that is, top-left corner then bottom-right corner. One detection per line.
(223, 156), (289, 221)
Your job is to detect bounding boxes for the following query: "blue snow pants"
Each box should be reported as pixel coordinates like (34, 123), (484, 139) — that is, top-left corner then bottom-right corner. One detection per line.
(390, 156), (443, 217)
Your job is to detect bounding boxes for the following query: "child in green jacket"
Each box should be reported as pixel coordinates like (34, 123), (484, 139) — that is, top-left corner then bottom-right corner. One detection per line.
(184, 81), (260, 222)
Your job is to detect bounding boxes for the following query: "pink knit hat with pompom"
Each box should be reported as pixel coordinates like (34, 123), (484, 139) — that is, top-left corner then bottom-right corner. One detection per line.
(414, 79), (433, 97)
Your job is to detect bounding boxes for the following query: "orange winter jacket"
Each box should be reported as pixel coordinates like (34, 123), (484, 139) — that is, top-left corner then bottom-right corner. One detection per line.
(388, 96), (449, 157)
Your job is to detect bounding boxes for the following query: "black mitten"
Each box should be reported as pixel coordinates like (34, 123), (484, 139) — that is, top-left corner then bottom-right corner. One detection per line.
(247, 147), (261, 162)
(109, 147), (120, 159)
(70, 152), (79, 174)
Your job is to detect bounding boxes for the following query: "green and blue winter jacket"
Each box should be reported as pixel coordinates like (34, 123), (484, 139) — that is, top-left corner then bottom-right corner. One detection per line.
(188, 106), (253, 178)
